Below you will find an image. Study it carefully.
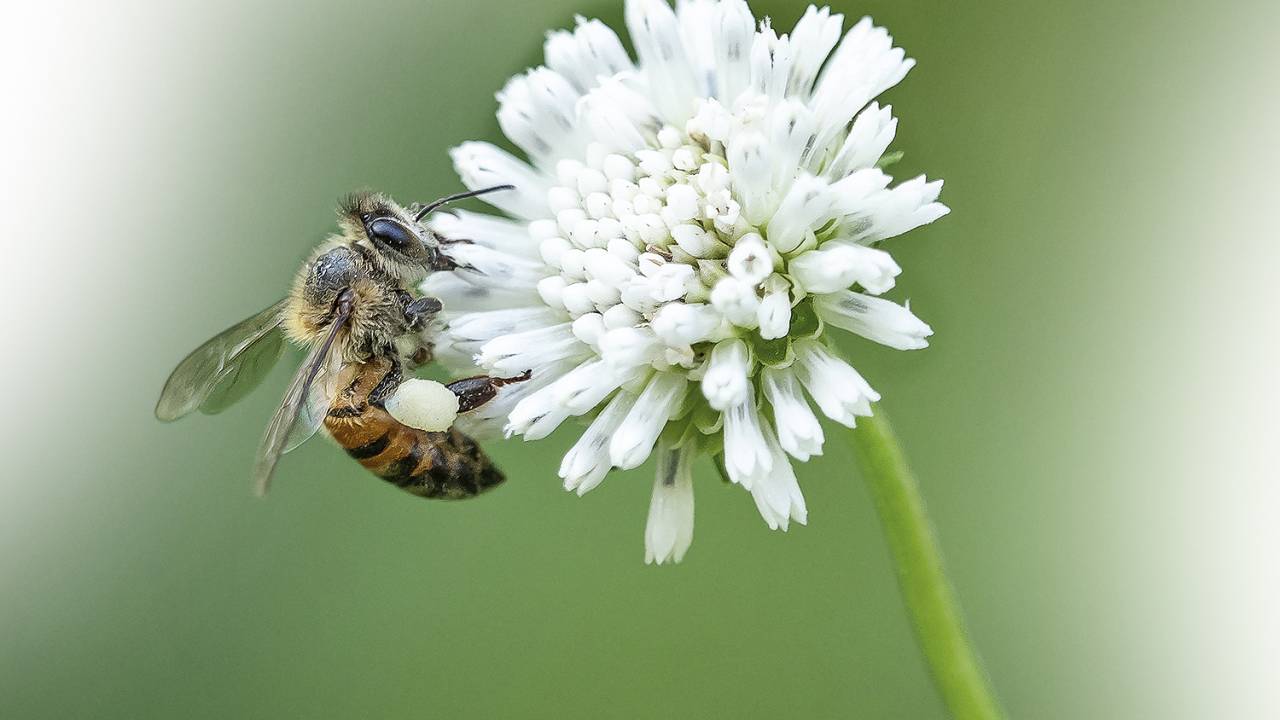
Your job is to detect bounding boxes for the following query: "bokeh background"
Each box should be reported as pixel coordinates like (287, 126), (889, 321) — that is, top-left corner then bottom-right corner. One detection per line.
(4, 0), (1277, 717)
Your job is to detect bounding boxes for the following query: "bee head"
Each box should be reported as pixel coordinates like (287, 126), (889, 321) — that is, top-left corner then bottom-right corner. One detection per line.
(338, 192), (445, 283)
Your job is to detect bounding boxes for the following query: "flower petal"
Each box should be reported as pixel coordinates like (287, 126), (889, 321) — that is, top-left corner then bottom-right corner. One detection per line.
(609, 371), (688, 469)
(560, 390), (636, 494)
(576, 74), (661, 154)
(722, 390), (772, 488)
(849, 175), (949, 243)
(744, 424), (808, 531)
(453, 357), (575, 438)
(793, 339), (880, 427)
(762, 366), (825, 461)
(790, 241), (901, 295)
(446, 244), (548, 289)
(450, 141), (552, 220)
(767, 173), (834, 254)
(421, 271), (540, 313)
(710, 0), (755, 103)
(786, 6), (844, 99)
(544, 16), (634, 93)
(810, 17), (914, 152)
(625, 0), (699, 123)
(477, 322), (591, 378)
(644, 441), (695, 564)
(497, 67), (585, 168)
(700, 338), (750, 410)
(824, 102), (897, 179)
(814, 290), (933, 350)
(428, 209), (540, 259)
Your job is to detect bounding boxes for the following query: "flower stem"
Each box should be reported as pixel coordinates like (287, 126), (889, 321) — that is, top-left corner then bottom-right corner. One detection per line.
(851, 409), (1006, 720)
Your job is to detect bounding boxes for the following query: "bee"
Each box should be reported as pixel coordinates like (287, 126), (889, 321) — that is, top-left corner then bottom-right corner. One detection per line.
(324, 355), (527, 499)
(155, 185), (524, 497)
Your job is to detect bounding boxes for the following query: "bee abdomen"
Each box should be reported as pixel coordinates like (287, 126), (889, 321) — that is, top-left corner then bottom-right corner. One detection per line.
(325, 393), (504, 500)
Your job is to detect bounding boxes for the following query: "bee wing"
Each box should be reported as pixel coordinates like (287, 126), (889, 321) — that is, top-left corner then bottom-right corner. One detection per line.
(155, 301), (288, 421)
(251, 296), (352, 497)
(282, 354), (343, 454)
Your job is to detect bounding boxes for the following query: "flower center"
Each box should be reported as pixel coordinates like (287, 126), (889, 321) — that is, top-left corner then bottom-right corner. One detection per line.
(531, 111), (794, 373)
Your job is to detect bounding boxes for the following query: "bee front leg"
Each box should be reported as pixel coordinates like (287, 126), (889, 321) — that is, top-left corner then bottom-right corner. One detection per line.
(403, 295), (443, 331)
(446, 371), (532, 413)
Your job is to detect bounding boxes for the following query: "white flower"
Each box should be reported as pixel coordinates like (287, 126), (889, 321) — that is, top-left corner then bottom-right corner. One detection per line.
(422, 0), (946, 564)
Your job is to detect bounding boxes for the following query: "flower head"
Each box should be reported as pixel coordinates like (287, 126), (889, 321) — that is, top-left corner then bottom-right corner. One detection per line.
(423, 0), (947, 563)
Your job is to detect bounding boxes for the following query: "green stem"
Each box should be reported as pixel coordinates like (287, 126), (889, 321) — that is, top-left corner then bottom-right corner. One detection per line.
(851, 409), (1006, 720)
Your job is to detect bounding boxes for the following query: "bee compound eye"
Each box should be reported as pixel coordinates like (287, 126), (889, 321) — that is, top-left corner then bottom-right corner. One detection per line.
(367, 218), (415, 251)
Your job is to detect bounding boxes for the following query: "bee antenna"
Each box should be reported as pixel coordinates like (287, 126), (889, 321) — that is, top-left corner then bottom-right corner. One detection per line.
(413, 185), (514, 222)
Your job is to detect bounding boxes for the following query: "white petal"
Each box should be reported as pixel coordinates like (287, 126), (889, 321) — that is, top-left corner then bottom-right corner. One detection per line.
(744, 424), (808, 531)
(571, 312), (606, 348)
(420, 271), (539, 313)
(508, 357), (618, 439)
(786, 6), (844, 98)
(756, 288), (792, 340)
(700, 338), (750, 411)
(789, 242), (901, 295)
(576, 74), (662, 154)
(646, 262), (698, 302)
(762, 366), (824, 461)
(671, 223), (730, 258)
(603, 303), (643, 329)
(477, 323), (591, 377)
(544, 17), (634, 93)
(609, 372), (688, 469)
(824, 102), (897, 179)
(711, 0), (755, 102)
(428, 209), (539, 259)
(651, 302), (721, 346)
(450, 142), (551, 220)
(583, 246), (637, 286)
(599, 326), (662, 373)
(554, 358), (630, 414)
(496, 67), (584, 167)
(767, 100), (820, 191)
(709, 276), (760, 328)
(674, 0), (718, 97)
(814, 290), (933, 350)
(446, 244), (547, 288)
(810, 17), (914, 152)
(625, 0), (699, 123)
(644, 441), (695, 564)
(443, 306), (565, 361)
(447, 307), (562, 343)
(453, 357), (573, 438)
(505, 376), (574, 440)
(726, 232), (773, 284)
(749, 19), (793, 101)
(767, 174), (834, 254)
(793, 339), (880, 427)
(560, 390), (636, 494)
(828, 167), (893, 215)
(726, 129), (773, 225)
(852, 175), (950, 243)
(722, 390), (772, 488)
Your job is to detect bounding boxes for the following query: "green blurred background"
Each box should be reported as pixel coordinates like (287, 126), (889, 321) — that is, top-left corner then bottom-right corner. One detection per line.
(4, 0), (1277, 717)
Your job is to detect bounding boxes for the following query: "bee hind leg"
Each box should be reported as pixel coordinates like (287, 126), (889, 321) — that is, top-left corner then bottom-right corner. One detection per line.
(446, 370), (532, 413)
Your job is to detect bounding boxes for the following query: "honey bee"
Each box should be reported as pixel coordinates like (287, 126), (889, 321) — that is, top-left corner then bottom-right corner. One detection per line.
(155, 185), (526, 497)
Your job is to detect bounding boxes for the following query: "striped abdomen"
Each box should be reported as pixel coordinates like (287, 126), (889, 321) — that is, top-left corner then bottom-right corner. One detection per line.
(324, 360), (504, 500)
